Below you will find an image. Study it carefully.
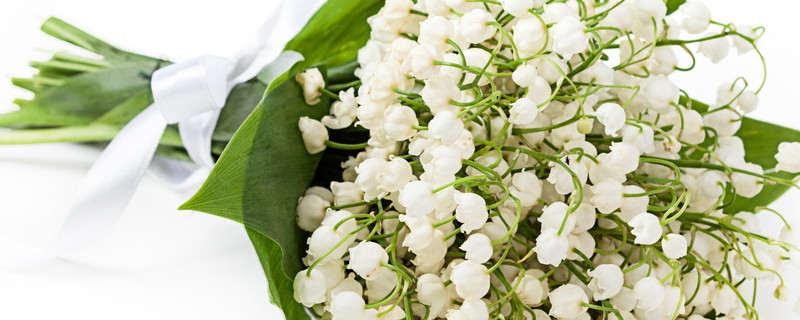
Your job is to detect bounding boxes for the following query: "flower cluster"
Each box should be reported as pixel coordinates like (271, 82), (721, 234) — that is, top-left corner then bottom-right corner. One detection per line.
(294, 0), (800, 319)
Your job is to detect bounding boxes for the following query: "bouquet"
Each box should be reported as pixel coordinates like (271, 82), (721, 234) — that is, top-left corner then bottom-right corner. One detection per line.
(3, 0), (800, 319)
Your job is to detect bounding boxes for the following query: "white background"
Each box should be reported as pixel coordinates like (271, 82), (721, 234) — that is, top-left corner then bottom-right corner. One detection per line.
(1, 1), (799, 319)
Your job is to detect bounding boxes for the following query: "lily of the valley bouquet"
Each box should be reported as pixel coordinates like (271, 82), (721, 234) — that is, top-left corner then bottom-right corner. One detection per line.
(4, 0), (800, 319)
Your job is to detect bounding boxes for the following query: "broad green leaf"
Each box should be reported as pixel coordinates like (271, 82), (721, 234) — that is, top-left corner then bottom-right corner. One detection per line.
(725, 118), (800, 213)
(665, 0), (687, 15)
(282, 0), (383, 68)
(246, 227), (308, 320)
(181, 79), (330, 319)
(212, 80), (268, 142)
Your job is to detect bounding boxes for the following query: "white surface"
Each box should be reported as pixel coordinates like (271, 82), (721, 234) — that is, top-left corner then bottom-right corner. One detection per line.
(1, 1), (799, 319)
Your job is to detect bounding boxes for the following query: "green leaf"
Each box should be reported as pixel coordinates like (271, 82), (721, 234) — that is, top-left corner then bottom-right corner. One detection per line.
(725, 118), (800, 213)
(1, 63), (157, 128)
(283, 0), (383, 68)
(665, 0), (687, 15)
(212, 80), (268, 142)
(41, 17), (159, 64)
(246, 227), (308, 320)
(181, 78), (330, 319)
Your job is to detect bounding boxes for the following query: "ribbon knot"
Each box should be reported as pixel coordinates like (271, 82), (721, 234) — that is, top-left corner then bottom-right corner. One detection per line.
(2, 0), (326, 266)
(153, 56), (233, 124)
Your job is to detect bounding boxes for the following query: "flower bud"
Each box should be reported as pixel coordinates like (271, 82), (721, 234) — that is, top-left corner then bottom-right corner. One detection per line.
(298, 117), (328, 154)
(295, 68), (324, 105)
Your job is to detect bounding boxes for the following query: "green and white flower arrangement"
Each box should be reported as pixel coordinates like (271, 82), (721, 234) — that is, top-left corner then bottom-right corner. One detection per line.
(3, 0), (800, 319)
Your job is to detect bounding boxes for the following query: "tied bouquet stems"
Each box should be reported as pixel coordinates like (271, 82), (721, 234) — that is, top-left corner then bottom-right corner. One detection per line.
(4, 0), (800, 320)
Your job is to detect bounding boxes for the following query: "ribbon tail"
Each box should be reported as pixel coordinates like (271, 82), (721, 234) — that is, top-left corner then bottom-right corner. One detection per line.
(44, 105), (167, 258)
(179, 110), (220, 169)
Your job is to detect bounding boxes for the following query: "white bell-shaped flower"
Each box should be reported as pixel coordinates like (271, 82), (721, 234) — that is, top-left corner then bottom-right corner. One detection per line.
(429, 111), (466, 144)
(607, 142), (641, 174)
(737, 90), (759, 113)
(509, 97), (539, 125)
(417, 273), (451, 318)
(419, 15), (454, 53)
(460, 233), (493, 263)
(459, 9), (496, 44)
(534, 228), (569, 266)
(295, 67), (325, 105)
(661, 233), (688, 259)
(619, 185), (648, 223)
(591, 179), (625, 214)
(501, 0), (533, 16)
(548, 284), (589, 319)
(588, 264), (624, 300)
(298, 117), (328, 154)
(622, 124), (656, 154)
(511, 64), (538, 88)
(348, 241), (389, 280)
(776, 142), (800, 173)
(399, 215), (435, 251)
(680, 1), (711, 34)
(509, 171), (543, 208)
(703, 108), (741, 137)
(450, 260), (491, 300)
(731, 162), (763, 198)
(322, 88), (358, 129)
(550, 16), (588, 56)
(538, 201), (575, 233)
(330, 291), (368, 320)
(514, 272), (545, 306)
(446, 298), (489, 320)
(454, 192), (489, 233)
(633, 277), (664, 311)
(698, 32), (731, 63)
(421, 78), (461, 115)
(293, 268), (328, 307)
(383, 104), (418, 141)
(629, 212), (662, 245)
(424, 145), (464, 178)
(710, 284), (738, 315)
(398, 181), (437, 216)
(595, 103), (626, 136)
(296, 193), (331, 232)
(513, 17), (547, 57)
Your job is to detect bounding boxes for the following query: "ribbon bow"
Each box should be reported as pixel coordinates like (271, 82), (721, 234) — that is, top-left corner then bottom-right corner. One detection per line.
(13, 0), (324, 263)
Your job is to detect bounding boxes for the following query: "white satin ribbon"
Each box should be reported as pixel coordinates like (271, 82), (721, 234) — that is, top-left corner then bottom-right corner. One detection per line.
(4, 0), (326, 266)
